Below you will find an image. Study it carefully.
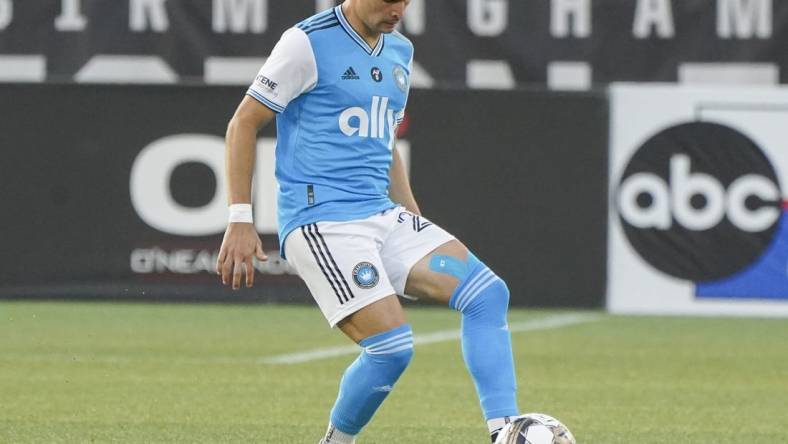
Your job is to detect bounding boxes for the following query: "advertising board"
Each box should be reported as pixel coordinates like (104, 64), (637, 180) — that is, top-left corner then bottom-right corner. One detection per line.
(609, 84), (788, 316)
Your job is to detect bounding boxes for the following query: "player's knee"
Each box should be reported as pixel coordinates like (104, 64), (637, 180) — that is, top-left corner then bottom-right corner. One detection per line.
(485, 277), (510, 309)
(466, 277), (510, 318)
(382, 345), (414, 373)
(361, 324), (414, 372)
(449, 257), (509, 317)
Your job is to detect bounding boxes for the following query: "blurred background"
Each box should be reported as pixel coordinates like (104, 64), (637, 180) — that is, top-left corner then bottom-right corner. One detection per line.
(1, 0), (786, 313)
(1, 2), (788, 443)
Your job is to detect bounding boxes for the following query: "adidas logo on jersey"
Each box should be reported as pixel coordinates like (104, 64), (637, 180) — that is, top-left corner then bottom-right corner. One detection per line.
(341, 67), (360, 80)
(339, 96), (396, 139)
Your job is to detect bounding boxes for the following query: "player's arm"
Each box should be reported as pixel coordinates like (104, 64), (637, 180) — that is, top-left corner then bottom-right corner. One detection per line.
(216, 97), (276, 290)
(225, 96), (276, 208)
(216, 26), (315, 290)
(389, 142), (421, 216)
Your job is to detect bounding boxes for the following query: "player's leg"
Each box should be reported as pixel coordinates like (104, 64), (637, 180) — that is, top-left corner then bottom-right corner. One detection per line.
(323, 295), (411, 444)
(381, 211), (519, 441)
(284, 221), (414, 444)
(405, 240), (519, 441)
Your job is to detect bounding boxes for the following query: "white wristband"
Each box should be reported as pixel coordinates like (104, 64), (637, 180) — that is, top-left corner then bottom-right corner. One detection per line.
(228, 204), (253, 224)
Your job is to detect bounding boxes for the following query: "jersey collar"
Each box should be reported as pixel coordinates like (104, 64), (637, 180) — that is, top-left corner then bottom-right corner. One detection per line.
(334, 5), (385, 57)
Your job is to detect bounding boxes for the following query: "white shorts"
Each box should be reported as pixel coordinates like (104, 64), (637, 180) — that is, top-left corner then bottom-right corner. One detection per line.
(284, 207), (455, 327)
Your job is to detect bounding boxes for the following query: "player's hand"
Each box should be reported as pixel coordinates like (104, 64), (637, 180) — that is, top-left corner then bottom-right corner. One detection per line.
(216, 222), (268, 290)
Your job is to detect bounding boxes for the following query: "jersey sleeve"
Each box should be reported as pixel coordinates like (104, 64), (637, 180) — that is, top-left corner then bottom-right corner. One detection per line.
(247, 27), (317, 113)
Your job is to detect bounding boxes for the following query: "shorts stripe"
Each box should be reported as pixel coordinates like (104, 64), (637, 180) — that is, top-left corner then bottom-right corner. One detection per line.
(301, 225), (346, 305)
(312, 224), (355, 301)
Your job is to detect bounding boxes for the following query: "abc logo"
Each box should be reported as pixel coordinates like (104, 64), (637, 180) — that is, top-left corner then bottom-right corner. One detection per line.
(617, 122), (783, 282)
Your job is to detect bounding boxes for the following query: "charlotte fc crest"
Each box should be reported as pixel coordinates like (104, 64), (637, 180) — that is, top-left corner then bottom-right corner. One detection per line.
(352, 262), (379, 289)
(393, 65), (408, 92)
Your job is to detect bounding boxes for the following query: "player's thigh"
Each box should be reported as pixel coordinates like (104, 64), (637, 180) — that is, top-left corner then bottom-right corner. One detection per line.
(379, 209), (461, 305)
(404, 239), (470, 305)
(284, 221), (405, 340)
(336, 294), (406, 343)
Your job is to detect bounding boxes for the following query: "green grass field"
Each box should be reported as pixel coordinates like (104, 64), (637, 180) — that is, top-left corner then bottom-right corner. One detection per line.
(1, 302), (787, 443)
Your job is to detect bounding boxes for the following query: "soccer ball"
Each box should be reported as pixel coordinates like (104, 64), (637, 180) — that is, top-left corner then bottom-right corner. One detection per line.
(494, 413), (576, 444)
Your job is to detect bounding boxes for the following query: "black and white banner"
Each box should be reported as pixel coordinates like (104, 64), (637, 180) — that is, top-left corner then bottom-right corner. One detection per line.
(0, 0), (787, 87)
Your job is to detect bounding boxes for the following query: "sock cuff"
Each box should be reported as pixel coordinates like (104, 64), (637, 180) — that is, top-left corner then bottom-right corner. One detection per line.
(360, 324), (413, 355)
(449, 262), (502, 312)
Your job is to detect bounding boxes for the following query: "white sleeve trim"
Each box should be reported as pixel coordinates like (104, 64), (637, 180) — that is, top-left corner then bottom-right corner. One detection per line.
(247, 27), (317, 113)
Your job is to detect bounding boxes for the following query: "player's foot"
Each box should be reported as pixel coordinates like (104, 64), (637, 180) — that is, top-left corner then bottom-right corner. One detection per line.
(319, 439), (354, 444)
(320, 423), (356, 443)
(488, 415), (518, 443)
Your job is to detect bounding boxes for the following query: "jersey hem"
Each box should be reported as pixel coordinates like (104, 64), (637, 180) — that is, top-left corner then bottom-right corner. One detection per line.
(278, 202), (397, 258)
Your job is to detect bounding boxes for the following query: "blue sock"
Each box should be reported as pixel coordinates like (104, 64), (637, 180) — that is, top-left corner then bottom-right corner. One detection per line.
(329, 324), (414, 435)
(449, 255), (519, 419)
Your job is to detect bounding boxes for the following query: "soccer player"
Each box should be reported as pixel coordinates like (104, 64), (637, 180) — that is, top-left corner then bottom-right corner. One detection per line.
(216, 1), (520, 442)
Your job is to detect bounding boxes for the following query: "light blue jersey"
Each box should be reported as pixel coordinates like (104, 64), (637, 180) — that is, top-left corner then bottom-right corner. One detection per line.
(247, 6), (414, 253)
